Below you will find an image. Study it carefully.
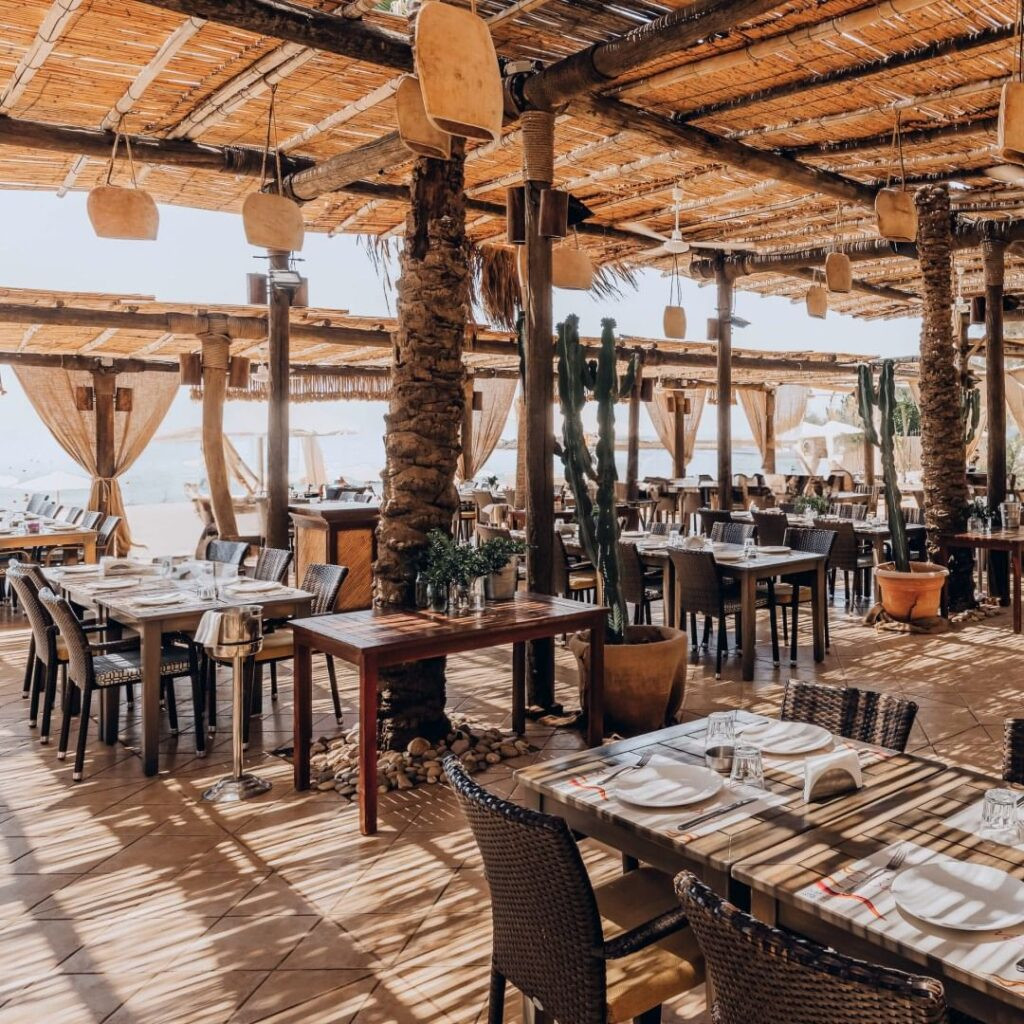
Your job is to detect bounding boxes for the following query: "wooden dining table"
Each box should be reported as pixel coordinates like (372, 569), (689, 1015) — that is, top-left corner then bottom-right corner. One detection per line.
(0, 517), (97, 562)
(52, 568), (312, 776)
(938, 527), (1024, 632)
(290, 592), (607, 835)
(734, 762), (1024, 1023)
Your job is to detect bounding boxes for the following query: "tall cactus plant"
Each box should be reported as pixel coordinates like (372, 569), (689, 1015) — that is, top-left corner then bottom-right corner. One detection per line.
(557, 315), (637, 644)
(857, 359), (910, 573)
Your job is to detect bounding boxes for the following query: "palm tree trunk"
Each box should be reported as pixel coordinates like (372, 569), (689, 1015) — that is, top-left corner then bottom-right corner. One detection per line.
(915, 184), (975, 610)
(374, 141), (469, 749)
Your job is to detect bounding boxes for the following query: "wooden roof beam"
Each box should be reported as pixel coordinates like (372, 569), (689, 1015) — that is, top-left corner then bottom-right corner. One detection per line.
(133, 0), (413, 72)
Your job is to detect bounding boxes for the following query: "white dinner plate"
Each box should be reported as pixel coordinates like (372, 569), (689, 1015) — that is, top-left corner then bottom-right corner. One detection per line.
(738, 719), (832, 755)
(714, 551), (743, 562)
(90, 578), (139, 592)
(758, 545), (791, 555)
(892, 860), (1024, 931)
(60, 564), (99, 575)
(609, 760), (723, 808)
(621, 530), (646, 539)
(46, 524), (78, 532)
(134, 593), (185, 607)
(226, 580), (280, 594)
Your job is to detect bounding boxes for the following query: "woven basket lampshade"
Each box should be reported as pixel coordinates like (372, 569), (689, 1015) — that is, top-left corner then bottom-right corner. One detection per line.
(824, 252), (852, 293)
(552, 246), (594, 290)
(998, 82), (1024, 164)
(87, 186), (159, 240)
(395, 75), (452, 159)
(806, 284), (828, 319)
(242, 193), (305, 252)
(114, 387), (133, 413)
(414, 1), (503, 143)
(875, 189), (917, 243)
(179, 352), (203, 386)
(663, 306), (686, 338)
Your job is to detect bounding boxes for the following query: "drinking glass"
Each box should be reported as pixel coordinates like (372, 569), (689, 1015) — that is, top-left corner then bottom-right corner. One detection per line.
(743, 537), (757, 559)
(730, 745), (765, 790)
(704, 712), (735, 772)
(980, 787), (1021, 842)
(196, 561), (216, 601)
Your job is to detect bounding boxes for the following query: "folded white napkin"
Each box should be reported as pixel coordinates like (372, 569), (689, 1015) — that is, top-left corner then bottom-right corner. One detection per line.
(102, 558), (157, 577)
(803, 746), (862, 802)
(194, 610), (225, 648)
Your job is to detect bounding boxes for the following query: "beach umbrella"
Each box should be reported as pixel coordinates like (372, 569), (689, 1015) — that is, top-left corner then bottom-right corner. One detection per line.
(19, 469), (92, 497)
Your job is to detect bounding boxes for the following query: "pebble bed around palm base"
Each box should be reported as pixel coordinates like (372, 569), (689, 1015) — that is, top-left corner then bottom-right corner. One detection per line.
(308, 723), (538, 798)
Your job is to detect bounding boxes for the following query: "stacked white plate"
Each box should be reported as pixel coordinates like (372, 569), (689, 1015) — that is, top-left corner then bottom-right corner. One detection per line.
(608, 758), (723, 808)
(738, 719), (832, 755)
(892, 860), (1024, 931)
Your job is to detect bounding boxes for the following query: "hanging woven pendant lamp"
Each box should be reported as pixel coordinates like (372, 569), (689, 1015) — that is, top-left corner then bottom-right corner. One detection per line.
(395, 75), (452, 159)
(663, 255), (687, 338)
(875, 113), (917, 243)
(87, 130), (159, 240)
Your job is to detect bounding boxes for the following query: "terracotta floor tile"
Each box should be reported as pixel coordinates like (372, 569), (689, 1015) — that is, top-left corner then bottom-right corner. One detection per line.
(177, 916), (320, 973)
(104, 969), (268, 1024)
(0, 971), (149, 1024)
(229, 969), (376, 1024)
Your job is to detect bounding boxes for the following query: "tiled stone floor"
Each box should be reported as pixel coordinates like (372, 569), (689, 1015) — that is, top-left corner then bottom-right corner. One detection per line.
(0, 594), (1019, 1022)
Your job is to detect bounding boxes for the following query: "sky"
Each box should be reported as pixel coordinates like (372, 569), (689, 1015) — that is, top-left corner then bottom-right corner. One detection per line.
(0, 189), (927, 493)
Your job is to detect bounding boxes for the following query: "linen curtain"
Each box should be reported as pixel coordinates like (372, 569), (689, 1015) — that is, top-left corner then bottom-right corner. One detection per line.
(774, 385), (809, 435)
(645, 387), (708, 470)
(14, 366), (178, 555)
(457, 377), (518, 481)
(738, 390), (768, 464)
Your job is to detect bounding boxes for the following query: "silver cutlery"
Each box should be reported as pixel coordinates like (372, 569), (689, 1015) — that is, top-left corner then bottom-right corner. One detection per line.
(677, 796), (758, 832)
(839, 844), (910, 894)
(598, 750), (653, 785)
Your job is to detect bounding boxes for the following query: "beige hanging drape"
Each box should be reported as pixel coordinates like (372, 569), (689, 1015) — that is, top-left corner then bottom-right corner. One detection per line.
(738, 390), (768, 463)
(774, 385), (809, 436)
(224, 436), (260, 496)
(301, 434), (328, 488)
(457, 376), (518, 480)
(14, 366), (178, 555)
(645, 387), (708, 469)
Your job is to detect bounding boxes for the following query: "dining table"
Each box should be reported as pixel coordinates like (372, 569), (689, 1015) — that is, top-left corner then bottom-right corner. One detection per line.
(938, 527), (1024, 632)
(0, 514), (98, 563)
(519, 714), (1024, 1023)
(50, 566), (313, 776)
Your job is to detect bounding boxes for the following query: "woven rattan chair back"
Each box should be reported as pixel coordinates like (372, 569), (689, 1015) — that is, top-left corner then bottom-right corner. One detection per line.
(7, 565), (58, 668)
(670, 549), (723, 618)
(26, 494), (45, 514)
(477, 524), (512, 542)
(443, 755), (608, 1024)
(61, 506), (83, 524)
(78, 510), (104, 531)
(698, 508), (732, 536)
(649, 521), (669, 537)
(616, 541), (647, 605)
(40, 501), (57, 517)
(751, 511), (788, 547)
(710, 522), (755, 546)
(1003, 719), (1024, 784)
(38, 588), (93, 690)
(902, 505), (924, 525)
(205, 539), (249, 568)
(472, 490), (495, 517)
(782, 680), (918, 753)
(785, 527), (836, 561)
(253, 547), (292, 584)
(674, 871), (949, 1024)
(300, 563), (349, 616)
(96, 515), (121, 553)
(816, 520), (858, 570)
(552, 532), (576, 596)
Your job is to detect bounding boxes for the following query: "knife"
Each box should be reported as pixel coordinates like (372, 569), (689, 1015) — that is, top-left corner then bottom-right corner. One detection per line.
(677, 796), (758, 832)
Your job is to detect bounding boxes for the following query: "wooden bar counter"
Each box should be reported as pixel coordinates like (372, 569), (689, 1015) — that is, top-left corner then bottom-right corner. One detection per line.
(289, 501), (379, 610)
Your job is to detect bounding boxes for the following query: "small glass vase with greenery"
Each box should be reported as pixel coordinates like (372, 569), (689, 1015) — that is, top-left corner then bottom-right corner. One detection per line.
(793, 493), (830, 517)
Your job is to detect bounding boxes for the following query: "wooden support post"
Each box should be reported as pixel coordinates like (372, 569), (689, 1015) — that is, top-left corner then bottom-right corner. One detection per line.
(461, 377), (475, 481)
(673, 392), (687, 478)
(522, 110), (557, 713)
(985, 236), (1008, 601)
(267, 251), (293, 550)
(863, 433), (876, 486)
(515, 390), (527, 505)
(198, 333), (238, 540)
(625, 353), (643, 500)
(92, 371), (116, 515)
(716, 262), (733, 510)
(764, 387), (777, 475)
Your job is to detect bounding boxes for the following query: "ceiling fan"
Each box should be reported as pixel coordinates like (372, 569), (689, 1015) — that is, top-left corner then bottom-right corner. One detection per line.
(620, 186), (749, 258)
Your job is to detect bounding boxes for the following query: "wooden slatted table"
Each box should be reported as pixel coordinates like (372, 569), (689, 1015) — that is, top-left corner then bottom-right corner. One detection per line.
(516, 712), (946, 897)
(0, 522), (97, 562)
(290, 592), (607, 835)
(938, 528), (1024, 631)
(734, 764), (1024, 1024)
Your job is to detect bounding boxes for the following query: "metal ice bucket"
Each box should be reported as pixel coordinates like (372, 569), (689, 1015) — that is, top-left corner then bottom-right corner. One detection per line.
(1001, 501), (1021, 531)
(209, 605), (263, 659)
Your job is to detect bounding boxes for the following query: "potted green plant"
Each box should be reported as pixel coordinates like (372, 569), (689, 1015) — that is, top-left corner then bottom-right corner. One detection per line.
(794, 493), (829, 516)
(858, 360), (947, 621)
(478, 535), (524, 600)
(558, 315), (688, 736)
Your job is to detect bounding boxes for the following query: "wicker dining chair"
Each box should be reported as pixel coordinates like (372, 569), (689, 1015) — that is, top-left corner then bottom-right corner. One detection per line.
(78, 510), (104, 531)
(698, 508), (732, 536)
(1002, 719), (1024, 784)
(830, 502), (868, 522)
(252, 546), (292, 584)
(94, 514), (122, 558)
(443, 755), (704, 1024)
(553, 532), (597, 602)
(777, 527), (837, 663)
(39, 587), (204, 779)
(781, 680), (919, 752)
(204, 538), (249, 569)
(26, 494), (47, 514)
(39, 501), (57, 517)
(617, 541), (662, 625)
(674, 871), (953, 1024)
(817, 519), (873, 606)
(710, 522), (755, 546)
(751, 510), (789, 547)
(669, 549), (778, 677)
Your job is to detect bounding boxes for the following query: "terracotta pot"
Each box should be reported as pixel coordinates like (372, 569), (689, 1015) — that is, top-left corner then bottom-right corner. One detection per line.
(874, 561), (948, 621)
(568, 625), (687, 737)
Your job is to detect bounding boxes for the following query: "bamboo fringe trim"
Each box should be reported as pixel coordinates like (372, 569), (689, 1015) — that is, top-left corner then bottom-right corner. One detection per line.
(521, 110), (555, 183)
(190, 372), (392, 403)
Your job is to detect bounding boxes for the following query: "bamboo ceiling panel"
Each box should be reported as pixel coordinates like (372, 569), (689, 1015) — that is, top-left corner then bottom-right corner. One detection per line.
(1, 0), (1024, 321)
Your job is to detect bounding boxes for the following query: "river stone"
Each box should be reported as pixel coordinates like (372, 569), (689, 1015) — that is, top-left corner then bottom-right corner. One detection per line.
(407, 737), (431, 757)
(450, 738), (470, 755)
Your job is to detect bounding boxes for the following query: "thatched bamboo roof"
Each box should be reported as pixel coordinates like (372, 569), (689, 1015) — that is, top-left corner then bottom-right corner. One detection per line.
(1, 0), (1020, 320)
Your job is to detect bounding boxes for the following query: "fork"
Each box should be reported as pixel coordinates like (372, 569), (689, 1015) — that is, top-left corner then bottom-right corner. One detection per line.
(598, 749), (653, 785)
(847, 844), (910, 892)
